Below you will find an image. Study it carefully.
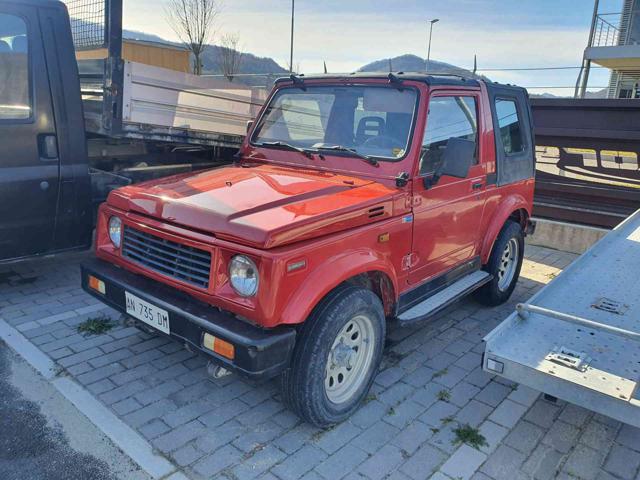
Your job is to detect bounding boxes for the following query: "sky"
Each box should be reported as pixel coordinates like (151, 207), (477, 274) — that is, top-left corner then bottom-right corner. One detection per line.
(123, 0), (625, 96)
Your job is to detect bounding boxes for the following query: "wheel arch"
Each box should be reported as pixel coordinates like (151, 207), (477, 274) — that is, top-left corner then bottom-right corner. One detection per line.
(481, 195), (531, 264)
(279, 250), (398, 326)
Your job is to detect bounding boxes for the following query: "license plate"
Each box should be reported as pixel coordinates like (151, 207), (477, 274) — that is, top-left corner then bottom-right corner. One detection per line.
(125, 291), (170, 334)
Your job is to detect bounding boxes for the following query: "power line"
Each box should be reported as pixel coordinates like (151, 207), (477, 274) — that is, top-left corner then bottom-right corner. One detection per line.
(477, 65), (640, 72)
(522, 86), (609, 89)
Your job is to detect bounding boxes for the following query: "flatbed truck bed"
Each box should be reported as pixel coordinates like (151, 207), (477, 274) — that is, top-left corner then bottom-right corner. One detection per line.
(484, 210), (640, 427)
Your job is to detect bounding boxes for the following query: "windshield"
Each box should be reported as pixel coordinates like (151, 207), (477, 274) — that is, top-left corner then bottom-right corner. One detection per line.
(252, 85), (418, 161)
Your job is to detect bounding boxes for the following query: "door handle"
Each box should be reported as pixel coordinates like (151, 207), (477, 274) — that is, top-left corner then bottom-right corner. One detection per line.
(38, 134), (58, 161)
(472, 182), (484, 190)
(40, 181), (50, 191)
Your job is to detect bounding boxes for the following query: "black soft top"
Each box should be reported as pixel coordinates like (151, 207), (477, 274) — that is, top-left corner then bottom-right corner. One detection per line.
(275, 72), (530, 97)
(275, 72), (484, 88)
(276, 72), (480, 87)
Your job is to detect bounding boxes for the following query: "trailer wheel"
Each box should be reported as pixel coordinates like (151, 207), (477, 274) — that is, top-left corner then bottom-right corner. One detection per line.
(475, 220), (524, 306)
(280, 285), (386, 427)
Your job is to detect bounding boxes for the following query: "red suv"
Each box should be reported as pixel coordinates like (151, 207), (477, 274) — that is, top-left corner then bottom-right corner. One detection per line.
(83, 73), (535, 426)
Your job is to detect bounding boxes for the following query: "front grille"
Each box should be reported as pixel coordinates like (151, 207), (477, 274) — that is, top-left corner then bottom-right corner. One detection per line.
(122, 227), (212, 289)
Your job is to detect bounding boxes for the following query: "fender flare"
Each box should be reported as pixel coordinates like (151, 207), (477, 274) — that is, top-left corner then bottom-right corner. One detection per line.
(279, 248), (399, 325)
(480, 194), (531, 264)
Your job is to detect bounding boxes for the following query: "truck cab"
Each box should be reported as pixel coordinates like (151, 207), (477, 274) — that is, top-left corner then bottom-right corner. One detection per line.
(0, 0), (255, 263)
(82, 72), (535, 426)
(0, 0), (92, 260)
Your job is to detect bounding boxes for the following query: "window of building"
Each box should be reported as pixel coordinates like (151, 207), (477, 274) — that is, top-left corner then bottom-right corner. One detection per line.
(420, 96), (478, 175)
(495, 99), (524, 155)
(0, 13), (31, 120)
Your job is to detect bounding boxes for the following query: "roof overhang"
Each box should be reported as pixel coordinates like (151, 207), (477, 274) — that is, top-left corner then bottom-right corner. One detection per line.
(585, 45), (640, 69)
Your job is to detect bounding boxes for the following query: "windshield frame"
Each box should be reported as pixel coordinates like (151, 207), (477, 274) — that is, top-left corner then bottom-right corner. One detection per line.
(249, 83), (421, 164)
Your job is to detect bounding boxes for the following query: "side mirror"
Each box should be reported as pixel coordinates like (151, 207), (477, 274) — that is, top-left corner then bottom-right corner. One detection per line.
(424, 137), (475, 189)
(246, 120), (254, 134)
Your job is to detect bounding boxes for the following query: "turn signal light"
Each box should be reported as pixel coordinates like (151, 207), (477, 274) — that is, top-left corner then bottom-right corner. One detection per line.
(203, 333), (235, 360)
(88, 275), (106, 295)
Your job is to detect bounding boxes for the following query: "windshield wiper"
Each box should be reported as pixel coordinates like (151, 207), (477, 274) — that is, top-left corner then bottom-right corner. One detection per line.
(256, 141), (314, 159)
(317, 145), (379, 166)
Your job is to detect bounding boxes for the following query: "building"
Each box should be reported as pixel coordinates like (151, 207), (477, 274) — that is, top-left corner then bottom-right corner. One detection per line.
(76, 39), (191, 73)
(576, 0), (640, 98)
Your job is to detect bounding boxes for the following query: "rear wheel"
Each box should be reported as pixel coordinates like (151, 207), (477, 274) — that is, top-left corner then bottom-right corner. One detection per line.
(474, 220), (524, 306)
(280, 286), (386, 427)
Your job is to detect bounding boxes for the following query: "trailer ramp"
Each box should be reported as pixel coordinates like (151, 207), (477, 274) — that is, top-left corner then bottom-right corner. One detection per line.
(484, 210), (640, 427)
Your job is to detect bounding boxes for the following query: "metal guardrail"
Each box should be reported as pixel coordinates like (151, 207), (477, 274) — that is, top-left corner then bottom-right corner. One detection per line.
(591, 12), (640, 47)
(592, 14), (623, 47)
(531, 98), (640, 228)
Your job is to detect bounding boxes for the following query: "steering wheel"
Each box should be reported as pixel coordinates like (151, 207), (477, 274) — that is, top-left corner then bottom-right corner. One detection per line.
(362, 134), (401, 149)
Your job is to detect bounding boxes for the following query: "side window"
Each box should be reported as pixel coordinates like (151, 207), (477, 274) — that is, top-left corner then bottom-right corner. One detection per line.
(495, 99), (524, 155)
(0, 13), (31, 120)
(420, 96), (478, 175)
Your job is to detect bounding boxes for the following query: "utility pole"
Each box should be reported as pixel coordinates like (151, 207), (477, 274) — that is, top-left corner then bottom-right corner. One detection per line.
(426, 19), (439, 72)
(576, 0), (600, 98)
(290, 0), (295, 73)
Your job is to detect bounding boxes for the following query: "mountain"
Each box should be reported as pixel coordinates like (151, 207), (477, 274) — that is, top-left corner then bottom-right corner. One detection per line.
(585, 88), (608, 99)
(359, 54), (476, 77)
(121, 30), (288, 87)
(529, 88), (608, 99)
(199, 46), (288, 86)
(123, 29), (171, 44)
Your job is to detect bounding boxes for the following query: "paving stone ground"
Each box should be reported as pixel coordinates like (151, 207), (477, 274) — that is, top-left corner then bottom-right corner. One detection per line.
(1, 245), (639, 480)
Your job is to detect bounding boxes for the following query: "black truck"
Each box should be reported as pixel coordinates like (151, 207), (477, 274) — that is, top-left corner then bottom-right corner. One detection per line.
(0, 0), (256, 262)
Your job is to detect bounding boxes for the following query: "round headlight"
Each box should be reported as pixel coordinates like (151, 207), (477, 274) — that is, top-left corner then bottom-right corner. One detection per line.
(108, 216), (122, 248)
(229, 255), (259, 297)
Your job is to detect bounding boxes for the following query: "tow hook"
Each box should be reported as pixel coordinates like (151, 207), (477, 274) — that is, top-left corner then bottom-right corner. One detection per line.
(207, 361), (232, 380)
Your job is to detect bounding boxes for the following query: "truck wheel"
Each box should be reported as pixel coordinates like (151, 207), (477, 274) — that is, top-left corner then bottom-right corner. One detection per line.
(474, 220), (524, 306)
(281, 285), (386, 427)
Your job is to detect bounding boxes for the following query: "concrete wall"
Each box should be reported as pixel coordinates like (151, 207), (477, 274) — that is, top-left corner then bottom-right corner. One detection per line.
(526, 218), (609, 254)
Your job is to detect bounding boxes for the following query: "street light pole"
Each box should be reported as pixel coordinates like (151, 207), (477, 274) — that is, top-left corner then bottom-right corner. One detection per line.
(426, 18), (439, 72)
(289, 0), (295, 73)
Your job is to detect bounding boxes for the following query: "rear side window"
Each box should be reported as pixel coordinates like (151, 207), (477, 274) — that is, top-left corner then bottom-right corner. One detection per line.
(495, 99), (523, 155)
(420, 96), (478, 175)
(0, 13), (31, 120)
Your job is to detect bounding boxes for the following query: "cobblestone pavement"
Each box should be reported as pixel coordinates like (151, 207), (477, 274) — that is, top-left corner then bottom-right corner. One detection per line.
(1, 245), (639, 480)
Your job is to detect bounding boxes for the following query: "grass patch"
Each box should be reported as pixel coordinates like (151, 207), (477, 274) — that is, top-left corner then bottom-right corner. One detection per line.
(364, 393), (378, 404)
(77, 315), (114, 336)
(441, 415), (455, 425)
(432, 368), (448, 379)
(453, 424), (488, 450)
(437, 389), (451, 402)
(387, 406), (396, 416)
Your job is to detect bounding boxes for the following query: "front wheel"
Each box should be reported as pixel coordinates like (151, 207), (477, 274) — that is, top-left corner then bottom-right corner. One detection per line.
(280, 286), (386, 427)
(474, 220), (524, 306)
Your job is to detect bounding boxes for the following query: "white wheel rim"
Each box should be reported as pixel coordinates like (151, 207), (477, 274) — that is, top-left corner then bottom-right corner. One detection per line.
(497, 238), (518, 291)
(324, 314), (376, 405)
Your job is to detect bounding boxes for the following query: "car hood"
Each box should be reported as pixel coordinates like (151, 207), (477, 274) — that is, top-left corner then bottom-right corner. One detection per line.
(107, 164), (398, 249)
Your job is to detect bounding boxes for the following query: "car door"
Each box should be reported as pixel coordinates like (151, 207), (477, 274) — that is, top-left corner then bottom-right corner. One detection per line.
(408, 91), (487, 284)
(0, 3), (60, 261)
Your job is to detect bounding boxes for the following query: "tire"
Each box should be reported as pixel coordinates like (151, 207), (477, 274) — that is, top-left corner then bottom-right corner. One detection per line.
(280, 285), (386, 427)
(474, 220), (524, 306)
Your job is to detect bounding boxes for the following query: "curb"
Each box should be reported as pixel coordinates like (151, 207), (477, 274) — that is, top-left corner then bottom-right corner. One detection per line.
(0, 319), (178, 480)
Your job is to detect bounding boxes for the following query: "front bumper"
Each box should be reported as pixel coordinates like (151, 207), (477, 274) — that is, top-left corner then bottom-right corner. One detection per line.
(81, 258), (296, 380)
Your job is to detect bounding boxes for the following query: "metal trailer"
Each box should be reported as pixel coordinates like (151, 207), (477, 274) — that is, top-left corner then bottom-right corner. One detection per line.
(484, 210), (640, 427)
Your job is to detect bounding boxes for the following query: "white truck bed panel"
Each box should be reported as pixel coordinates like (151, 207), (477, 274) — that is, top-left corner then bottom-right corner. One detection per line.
(484, 210), (640, 427)
(120, 61), (264, 144)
